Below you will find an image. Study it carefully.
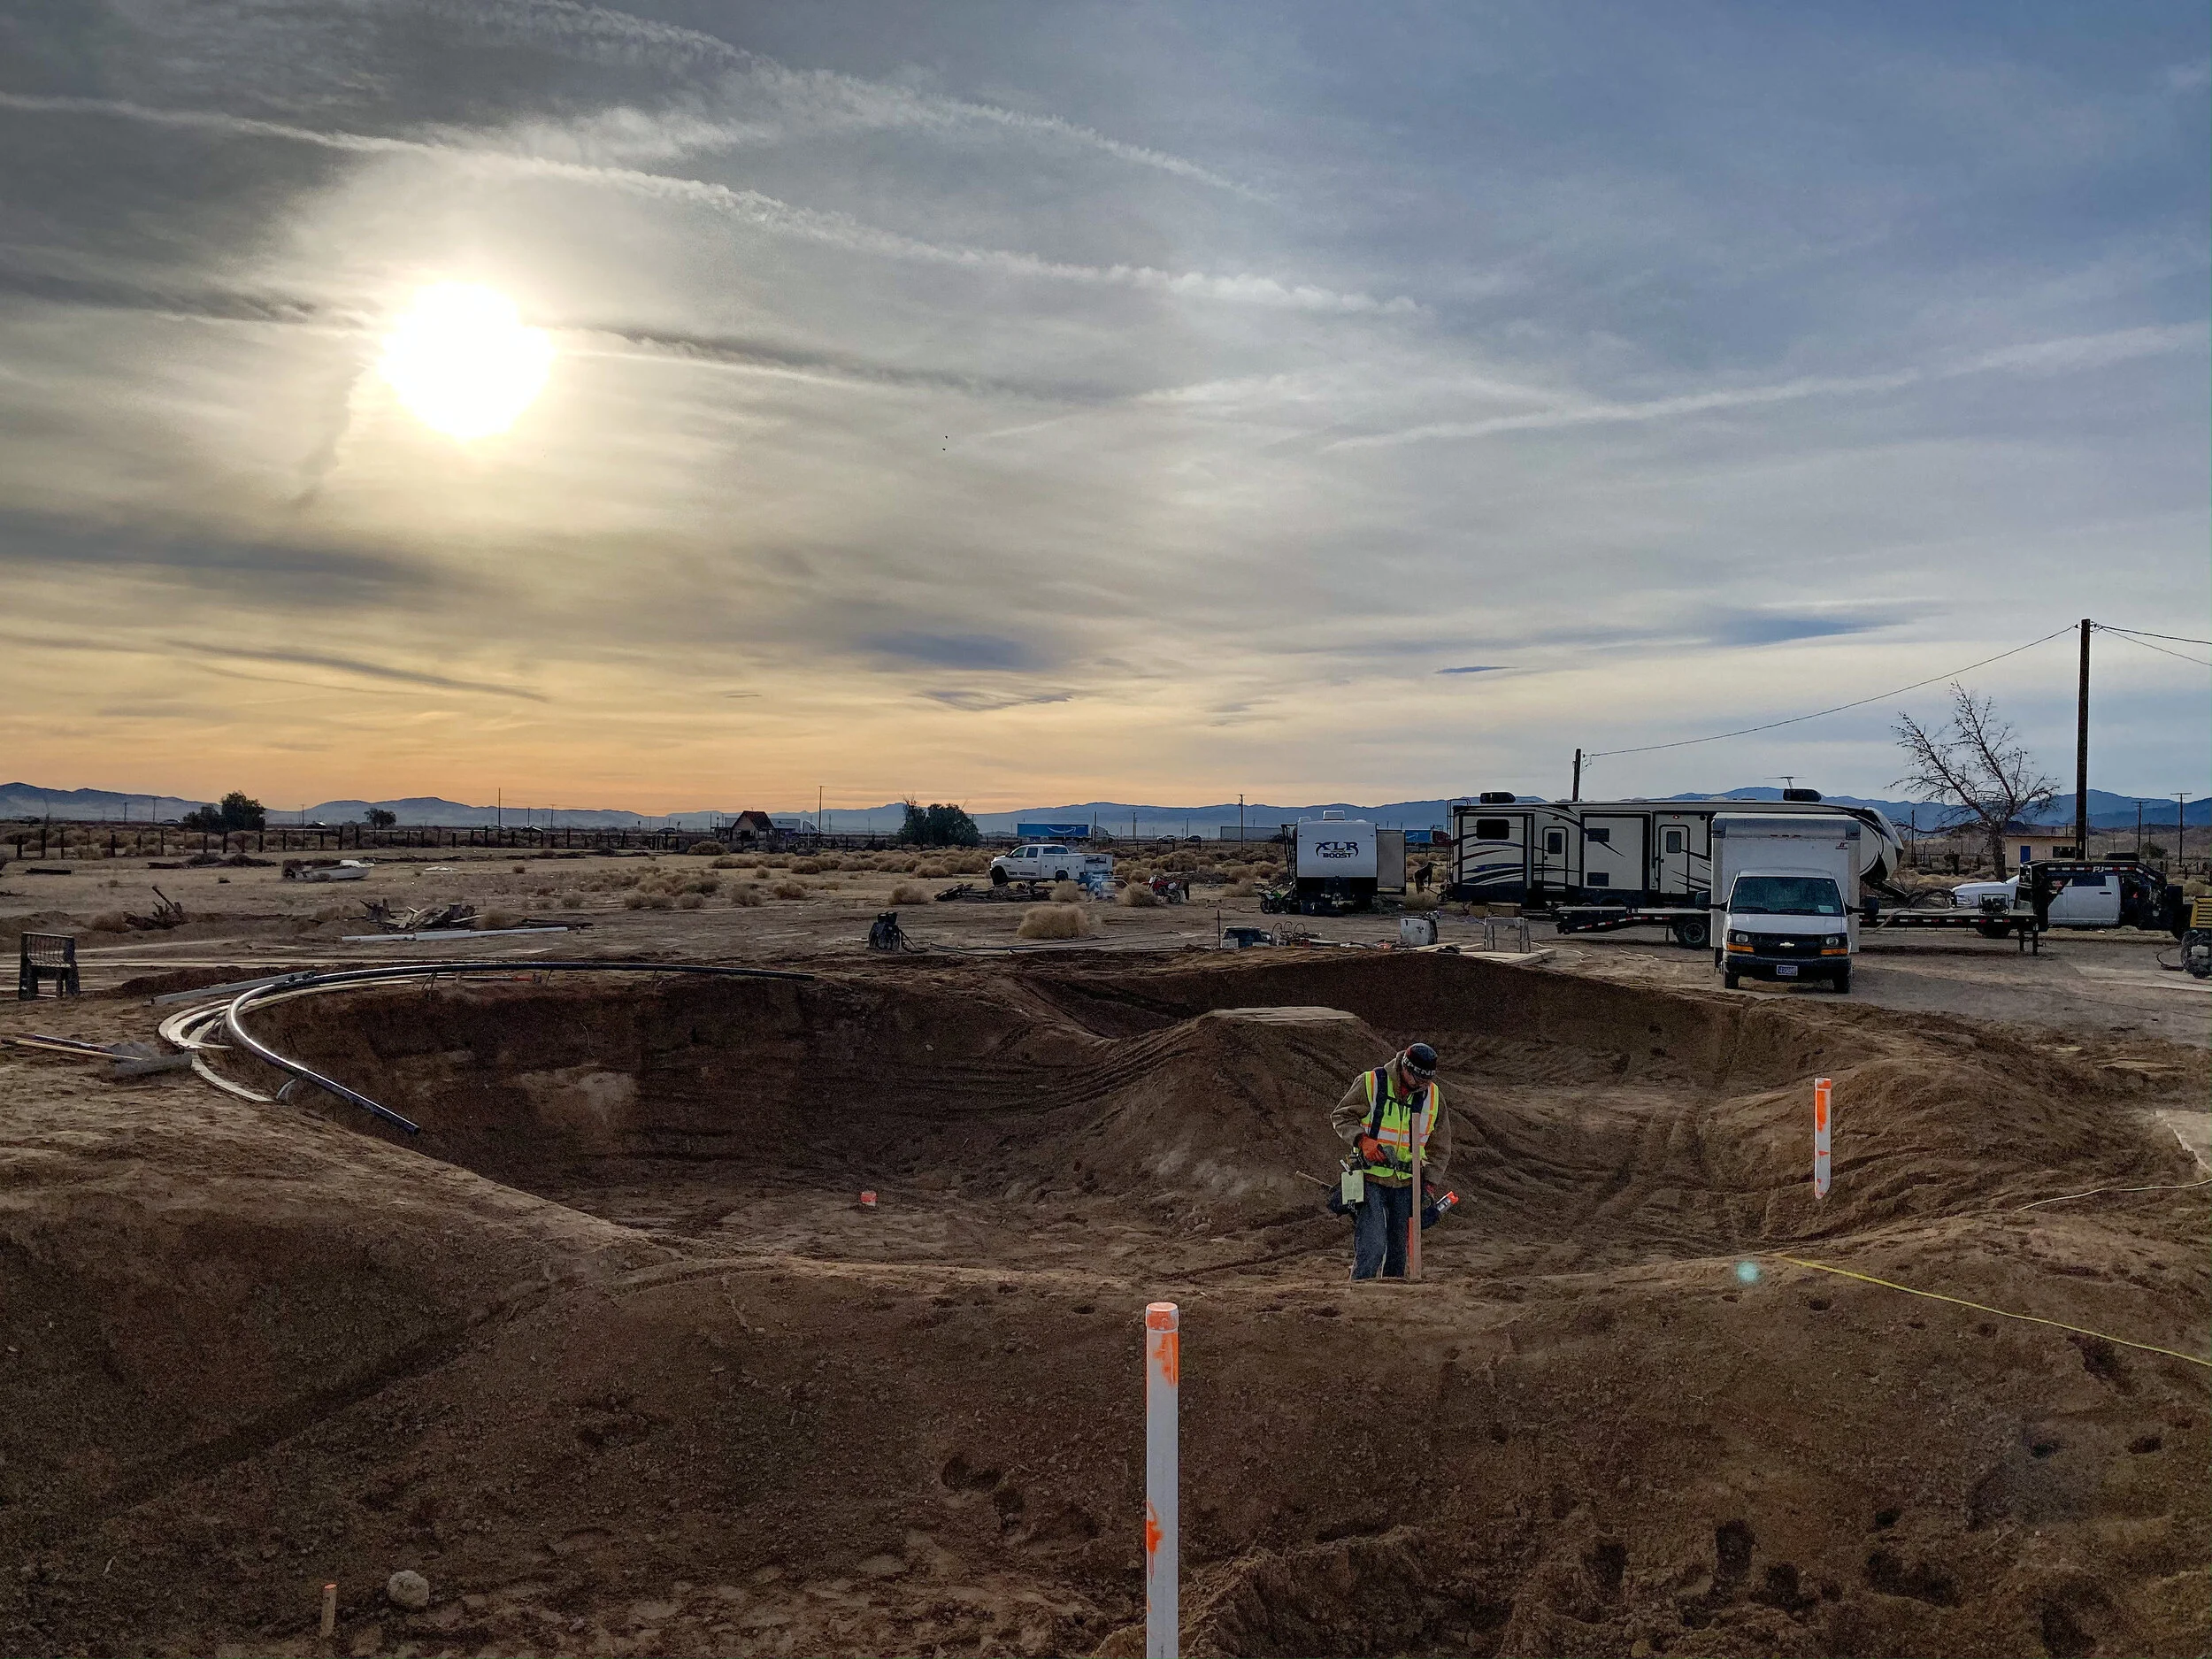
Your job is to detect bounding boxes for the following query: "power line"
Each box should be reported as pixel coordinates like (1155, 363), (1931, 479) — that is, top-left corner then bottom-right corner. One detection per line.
(2099, 629), (2212, 670)
(1581, 625), (2078, 763)
(2096, 624), (2212, 648)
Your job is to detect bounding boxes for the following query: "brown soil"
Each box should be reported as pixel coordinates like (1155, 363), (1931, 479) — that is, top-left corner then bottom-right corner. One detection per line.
(1, 949), (2206, 1658)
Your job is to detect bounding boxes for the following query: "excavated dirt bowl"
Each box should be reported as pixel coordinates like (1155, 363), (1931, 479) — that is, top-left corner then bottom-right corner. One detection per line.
(7, 952), (2204, 1658)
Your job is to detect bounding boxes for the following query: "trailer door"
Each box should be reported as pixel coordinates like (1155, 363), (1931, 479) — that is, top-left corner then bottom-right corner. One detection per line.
(1654, 812), (1706, 899)
(1580, 815), (1647, 896)
(1377, 828), (1407, 893)
(1531, 812), (1574, 894)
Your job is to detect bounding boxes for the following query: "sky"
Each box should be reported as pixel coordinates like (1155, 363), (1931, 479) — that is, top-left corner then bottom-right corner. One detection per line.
(0, 1), (2205, 815)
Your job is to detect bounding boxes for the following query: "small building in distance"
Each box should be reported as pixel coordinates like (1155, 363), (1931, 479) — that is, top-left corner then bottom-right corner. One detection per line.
(724, 810), (779, 842)
(2001, 825), (2078, 866)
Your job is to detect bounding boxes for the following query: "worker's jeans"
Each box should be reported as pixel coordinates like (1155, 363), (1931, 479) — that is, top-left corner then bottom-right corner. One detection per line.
(1352, 1181), (1414, 1280)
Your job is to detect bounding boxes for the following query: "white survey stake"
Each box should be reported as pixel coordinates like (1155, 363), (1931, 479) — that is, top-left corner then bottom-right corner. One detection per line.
(1813, 1076), (1832, 1200)
(1144, 1302), (1179, 1659)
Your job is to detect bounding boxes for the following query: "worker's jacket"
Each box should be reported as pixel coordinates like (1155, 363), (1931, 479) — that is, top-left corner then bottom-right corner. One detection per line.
(1330, 1065), (1448, 1188)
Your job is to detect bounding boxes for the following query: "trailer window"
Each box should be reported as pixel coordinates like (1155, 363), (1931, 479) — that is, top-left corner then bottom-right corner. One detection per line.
(1473, 818), (1511, 840)
(1544, 831), (1565, 855)
(1584, 826), (1610, 844)
(1727, 875), (1844, 916)
(1663, 827), (1685, 854)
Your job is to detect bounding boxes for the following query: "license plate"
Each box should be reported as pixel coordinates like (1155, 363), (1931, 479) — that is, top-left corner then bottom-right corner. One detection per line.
(1774, 964), (1798, 978)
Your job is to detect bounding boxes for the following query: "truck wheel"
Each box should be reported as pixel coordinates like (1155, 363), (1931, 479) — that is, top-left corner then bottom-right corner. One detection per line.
(1670, 917), (1710, 949)
(1722, 970), (1740, 990)
(990, 866), (1009, 887)
(1832, 966), (1852, 994)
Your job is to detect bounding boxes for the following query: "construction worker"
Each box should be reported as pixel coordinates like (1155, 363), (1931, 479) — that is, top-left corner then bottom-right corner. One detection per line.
(1330, 1043), (1448, 1280)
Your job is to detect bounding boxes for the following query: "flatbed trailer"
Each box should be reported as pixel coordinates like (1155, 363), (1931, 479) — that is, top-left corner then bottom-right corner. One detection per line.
(1549, 904), (1713, 948)
(1871, 904), (2044, 951)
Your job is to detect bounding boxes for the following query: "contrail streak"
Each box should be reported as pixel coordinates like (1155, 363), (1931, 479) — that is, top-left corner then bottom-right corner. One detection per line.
(0, 94), (1408, 315)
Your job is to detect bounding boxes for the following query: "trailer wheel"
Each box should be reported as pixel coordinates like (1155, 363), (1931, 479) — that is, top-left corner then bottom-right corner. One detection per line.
(1669, 917), (1710, 949)
(1973, 920), (2010, 939)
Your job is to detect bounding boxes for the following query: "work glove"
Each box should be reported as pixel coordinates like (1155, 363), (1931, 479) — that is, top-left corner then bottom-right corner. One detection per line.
(1356, 1134), (1385, 1164)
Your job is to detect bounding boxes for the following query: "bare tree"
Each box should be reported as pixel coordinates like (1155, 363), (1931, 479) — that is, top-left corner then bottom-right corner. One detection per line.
(1893, 684), (2057, 872)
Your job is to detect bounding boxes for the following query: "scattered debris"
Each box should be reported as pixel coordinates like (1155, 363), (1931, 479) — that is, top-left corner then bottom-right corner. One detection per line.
(0, 1033), (190, 1079)
(122, 888), (187, 931)
(360, 900), (476, 933)
(934, 882), (1022, 903)
(386, 1571), (431, 1611)
(282, 858), (373, 882)
(185, 851), (275, 868)
(23, 865), (73, 876)
(341, 926), (573, 943)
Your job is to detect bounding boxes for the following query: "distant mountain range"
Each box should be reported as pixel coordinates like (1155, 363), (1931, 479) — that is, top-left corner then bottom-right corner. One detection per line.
(4, 781), (2203, 836)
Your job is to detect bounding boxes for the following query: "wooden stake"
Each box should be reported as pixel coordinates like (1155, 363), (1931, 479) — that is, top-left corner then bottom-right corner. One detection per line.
(320, 1582), (337, 1640)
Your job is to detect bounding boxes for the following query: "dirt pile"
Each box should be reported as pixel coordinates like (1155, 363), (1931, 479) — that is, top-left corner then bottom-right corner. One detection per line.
(0, 950), (2203, 1657)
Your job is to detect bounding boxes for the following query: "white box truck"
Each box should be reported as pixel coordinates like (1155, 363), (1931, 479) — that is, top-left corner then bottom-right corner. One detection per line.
(1710, 814), (1863, 993)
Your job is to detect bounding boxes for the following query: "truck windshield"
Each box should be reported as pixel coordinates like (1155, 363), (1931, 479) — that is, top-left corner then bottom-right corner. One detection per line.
(1729, 875), (1844, 916)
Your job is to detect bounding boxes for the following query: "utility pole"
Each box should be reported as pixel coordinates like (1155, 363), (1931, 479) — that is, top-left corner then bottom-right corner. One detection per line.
(2073, 618), (2090, 859)
(1239, 793), (1245, 841)
(2177, 794), (2190, 875)
(1571, 749), (1582, 803)
(2136, 800), (2145, 859)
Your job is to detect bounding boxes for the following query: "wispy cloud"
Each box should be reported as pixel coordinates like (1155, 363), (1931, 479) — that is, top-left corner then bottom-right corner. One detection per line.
(922, 687), (1076, 710)
(0, 95), (1400, 313)
(160, 640), (547, 700)
(864, 632), (1040, 671)
(446, 1), (1263, 194)
(1332, 325), (2209, 449)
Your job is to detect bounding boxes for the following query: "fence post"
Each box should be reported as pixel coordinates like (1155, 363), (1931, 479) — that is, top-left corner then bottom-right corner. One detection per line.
(1145, 1302), (1179, 1659)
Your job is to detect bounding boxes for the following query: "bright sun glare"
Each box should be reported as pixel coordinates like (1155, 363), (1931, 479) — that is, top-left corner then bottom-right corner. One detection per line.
(379, 283), (553, 440)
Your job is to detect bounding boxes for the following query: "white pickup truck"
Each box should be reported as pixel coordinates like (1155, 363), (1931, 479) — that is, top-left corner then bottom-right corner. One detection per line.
(988, 843), (1114, 887)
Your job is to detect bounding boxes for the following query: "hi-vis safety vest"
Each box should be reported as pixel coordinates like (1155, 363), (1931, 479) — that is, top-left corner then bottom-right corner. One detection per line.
(1359, 1066), (1434, 1183)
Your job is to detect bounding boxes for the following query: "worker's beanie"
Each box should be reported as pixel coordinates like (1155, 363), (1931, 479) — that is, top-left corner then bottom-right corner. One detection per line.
(1403, 1042), (1439, 1078)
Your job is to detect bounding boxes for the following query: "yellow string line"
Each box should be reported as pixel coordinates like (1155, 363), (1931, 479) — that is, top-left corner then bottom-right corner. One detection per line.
(2012, 1176), (2212, 1211)
(1769, 1255), (2212, 1370)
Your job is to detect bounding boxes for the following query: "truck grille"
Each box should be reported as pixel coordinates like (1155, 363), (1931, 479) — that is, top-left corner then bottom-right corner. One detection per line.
(1756, 934), (1832, 954)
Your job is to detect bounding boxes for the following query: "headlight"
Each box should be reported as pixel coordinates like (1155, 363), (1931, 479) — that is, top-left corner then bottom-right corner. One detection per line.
(1825, 934), (1847, 947)
(1728, 931), (1751, 945)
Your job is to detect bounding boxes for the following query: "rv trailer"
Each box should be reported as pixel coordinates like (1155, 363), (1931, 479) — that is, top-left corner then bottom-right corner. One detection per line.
(1284, 811), (1409, 914)
(1448, 790), (1904, 943)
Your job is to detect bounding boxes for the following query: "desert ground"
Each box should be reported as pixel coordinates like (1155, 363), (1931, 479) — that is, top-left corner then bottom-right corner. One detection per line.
(2, 849), (2206, 1657)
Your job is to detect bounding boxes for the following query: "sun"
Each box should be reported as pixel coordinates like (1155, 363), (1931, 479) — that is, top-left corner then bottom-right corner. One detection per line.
(378, 283), (553, 440)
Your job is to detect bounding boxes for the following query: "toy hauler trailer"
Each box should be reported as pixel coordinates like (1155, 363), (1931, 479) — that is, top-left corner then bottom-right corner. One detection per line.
(1283, 813), (1408, 914)
(1447, 789), (1905, 946)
